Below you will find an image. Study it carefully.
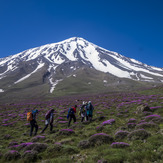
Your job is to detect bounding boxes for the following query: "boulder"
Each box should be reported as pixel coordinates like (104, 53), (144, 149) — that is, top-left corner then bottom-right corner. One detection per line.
(136, 104), (151, 114)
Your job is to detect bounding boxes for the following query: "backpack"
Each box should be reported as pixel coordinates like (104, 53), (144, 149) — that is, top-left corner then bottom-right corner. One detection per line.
(27, 112), (33, 121)
(45, 110), (51, 120)
(80, 105), (85, 113)
(87, 103), (94, 111)
(68, 108), (74, 116)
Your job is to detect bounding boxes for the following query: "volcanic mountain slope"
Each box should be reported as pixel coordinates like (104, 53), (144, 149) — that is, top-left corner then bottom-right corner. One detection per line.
(0, 37), (163, 101)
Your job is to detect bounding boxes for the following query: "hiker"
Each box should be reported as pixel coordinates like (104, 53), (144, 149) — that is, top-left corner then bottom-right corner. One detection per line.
(67, 105), (77, 127)
(79, 101), (87, 122)
(41, 109), (54, 133)
(86, 101), (94, 122)
(28, 109), (38, 136)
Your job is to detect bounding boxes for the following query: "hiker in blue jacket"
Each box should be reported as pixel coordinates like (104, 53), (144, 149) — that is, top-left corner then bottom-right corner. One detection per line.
(86, 101), (94, 122)
(30, 109), (38, 136)
(41, 109), (54, 133)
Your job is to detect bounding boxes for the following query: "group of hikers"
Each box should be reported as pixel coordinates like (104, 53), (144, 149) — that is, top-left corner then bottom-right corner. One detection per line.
(27, 101), (94, 136)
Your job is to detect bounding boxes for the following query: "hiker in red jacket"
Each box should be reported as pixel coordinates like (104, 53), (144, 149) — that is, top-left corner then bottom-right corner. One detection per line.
(67, 105), (77, 127)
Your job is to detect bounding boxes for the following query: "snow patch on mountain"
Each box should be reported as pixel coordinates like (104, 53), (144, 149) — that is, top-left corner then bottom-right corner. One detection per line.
(100, 59), (131, 78)
(0, 63), (18, 79)
(14, 62), (45, 84)
(110, 54), (163, 77)
(49, 78), (63, 93)
(140, 74), (153, 80)
(0, 89), (4, 93)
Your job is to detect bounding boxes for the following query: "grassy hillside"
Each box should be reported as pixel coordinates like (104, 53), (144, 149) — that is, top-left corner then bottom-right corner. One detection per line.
(0, 66), (160, 103)
(0, 86), (163, 162)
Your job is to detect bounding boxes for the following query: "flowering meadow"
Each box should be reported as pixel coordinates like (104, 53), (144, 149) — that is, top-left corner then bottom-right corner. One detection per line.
(0, 87), (163, 162)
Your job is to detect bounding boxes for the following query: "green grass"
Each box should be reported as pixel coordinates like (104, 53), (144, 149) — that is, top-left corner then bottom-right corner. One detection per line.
(0, 86), (163, 162)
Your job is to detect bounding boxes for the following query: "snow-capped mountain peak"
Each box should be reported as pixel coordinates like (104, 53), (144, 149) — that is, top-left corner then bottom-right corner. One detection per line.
(0, 37), (163, 94)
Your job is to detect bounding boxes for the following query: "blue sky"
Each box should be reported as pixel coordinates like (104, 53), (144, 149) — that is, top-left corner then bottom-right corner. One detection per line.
(0, 0), (163, 67)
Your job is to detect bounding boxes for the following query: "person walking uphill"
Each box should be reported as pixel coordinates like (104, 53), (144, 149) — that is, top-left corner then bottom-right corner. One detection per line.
(79, 101), (87, 122)
(67, 105), (77, 127)
(86, 101), (94, 122)
(41, 109), (54, 133)
(27, 109), (38, 136)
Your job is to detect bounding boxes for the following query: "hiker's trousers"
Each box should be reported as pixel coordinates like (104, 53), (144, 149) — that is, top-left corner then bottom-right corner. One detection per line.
(30, 119), (38, 136)
(68, 114), (76, 127)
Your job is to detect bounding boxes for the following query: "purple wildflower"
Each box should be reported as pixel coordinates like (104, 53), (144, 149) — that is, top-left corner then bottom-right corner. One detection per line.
(54, 142), (62, 145)
(20, 142), (34, 147)
(150, 106), (162, 110)
(2, 124), (8, 126)
(60, 129), (74, 132)
(145, 114), (161, 119)
(56, 117), (64, 120)
(58, 121), (68, 124)
(24, 123), (30, 126)
(23, 150), (32, 154)
(115, 130), (129, 135)
(128, 118), (136, 122)
(91, 133), (109, 137)
(3, 119), (9, 122)
(9, 150), (18, 154)
(111, 142), (130, 148)
(96, 111), (104, 114)
(101, 119), (115, 126)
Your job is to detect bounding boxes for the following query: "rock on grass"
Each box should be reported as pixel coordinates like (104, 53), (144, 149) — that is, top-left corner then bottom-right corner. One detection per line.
(136, 104), (152, 114)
